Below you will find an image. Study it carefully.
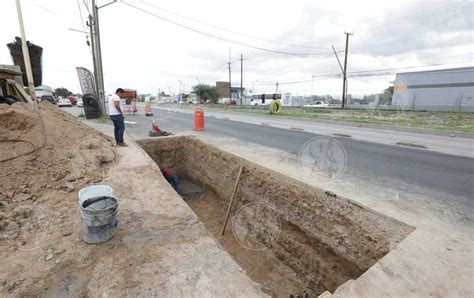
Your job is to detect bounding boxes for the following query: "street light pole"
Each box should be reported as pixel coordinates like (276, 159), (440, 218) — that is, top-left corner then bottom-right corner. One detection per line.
(15, 0), (37, 104)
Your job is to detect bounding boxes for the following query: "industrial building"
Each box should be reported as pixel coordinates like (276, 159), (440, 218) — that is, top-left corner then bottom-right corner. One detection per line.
(392, 67), (474, 112)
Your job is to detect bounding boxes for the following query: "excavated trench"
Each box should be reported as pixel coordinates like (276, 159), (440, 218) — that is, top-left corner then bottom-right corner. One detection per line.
(138, 136), (414, 297)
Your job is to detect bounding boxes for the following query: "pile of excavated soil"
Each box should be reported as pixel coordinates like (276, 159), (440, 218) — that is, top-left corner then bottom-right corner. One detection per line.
(0, 102), (116, 294)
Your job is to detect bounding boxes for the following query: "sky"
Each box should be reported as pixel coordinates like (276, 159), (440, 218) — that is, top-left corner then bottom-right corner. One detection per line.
(1, 0), (473, 98)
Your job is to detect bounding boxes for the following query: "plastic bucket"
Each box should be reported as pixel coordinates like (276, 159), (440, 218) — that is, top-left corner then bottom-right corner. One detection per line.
(78, 185), (113, 205)
(80, 196), (118, 244)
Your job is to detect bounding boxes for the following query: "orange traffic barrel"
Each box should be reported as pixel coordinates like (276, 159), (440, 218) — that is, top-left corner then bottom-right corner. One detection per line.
(144, 103), (153, 116)
(194, 109), (204, 131)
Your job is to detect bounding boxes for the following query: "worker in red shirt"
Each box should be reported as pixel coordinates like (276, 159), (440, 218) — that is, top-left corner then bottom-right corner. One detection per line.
(161, 164), (181, 194)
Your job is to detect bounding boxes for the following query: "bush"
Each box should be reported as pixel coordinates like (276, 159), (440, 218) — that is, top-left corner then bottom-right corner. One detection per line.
(193, 84), (220, 104)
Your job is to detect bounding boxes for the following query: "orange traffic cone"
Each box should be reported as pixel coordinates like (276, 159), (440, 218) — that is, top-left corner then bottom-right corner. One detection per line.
(145, 103), (153, 116)
(152, 121), (162, 132)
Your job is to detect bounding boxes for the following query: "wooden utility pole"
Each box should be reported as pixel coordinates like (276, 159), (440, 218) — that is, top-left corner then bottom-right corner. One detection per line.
(15, 0), (37, 103)
(341, 32), (353, 108)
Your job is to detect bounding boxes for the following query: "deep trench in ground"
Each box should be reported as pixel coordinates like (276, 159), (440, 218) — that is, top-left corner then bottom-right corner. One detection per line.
(138, 136), (414, 297)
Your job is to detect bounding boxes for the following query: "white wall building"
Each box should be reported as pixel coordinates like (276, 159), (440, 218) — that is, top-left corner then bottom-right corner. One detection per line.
(392, 67), (474, 112)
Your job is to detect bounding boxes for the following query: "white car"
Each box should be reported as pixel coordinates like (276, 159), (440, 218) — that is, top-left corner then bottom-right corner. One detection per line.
(77, 99), (83, 107)
(304, 101), (330, 108)
(58, 97), (72, 107)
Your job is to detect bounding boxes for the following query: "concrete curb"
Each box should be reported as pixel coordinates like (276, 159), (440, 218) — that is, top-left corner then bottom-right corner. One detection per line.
(332, 133), (352, 138)
(289, 127), (304, 131)
(396, 142), (428, 149)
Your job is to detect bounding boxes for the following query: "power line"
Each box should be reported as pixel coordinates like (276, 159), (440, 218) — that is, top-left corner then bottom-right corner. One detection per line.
(254, 60), (473, 86)
(138, 0), (331, 50)
(76, 0), (86, 30)
(347, 60), (474, 75)
(121, 1), (334, 57)
(83, 0), (91, 14)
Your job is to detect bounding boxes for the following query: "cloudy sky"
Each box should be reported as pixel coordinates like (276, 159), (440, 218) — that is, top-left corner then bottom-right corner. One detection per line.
(1, 0), (473, 97)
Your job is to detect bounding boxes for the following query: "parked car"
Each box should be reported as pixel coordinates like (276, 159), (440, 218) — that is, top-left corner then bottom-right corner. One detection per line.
(40, 95), (56, 104)
(68, 96), (77, 105)
(76, 98), (83, 107)
(58, 97), (72, 107)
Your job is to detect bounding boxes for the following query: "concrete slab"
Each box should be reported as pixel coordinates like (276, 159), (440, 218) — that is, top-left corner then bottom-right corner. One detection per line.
(180, 178), (204, 199)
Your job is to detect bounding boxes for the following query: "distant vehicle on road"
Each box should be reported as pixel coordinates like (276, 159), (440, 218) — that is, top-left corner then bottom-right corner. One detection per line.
(40, 95), (56, 104)
(58, 97), (72, 107)
(68, 96), (77, 105)
(250, 94), (281, 106)
(304, 101), (330, 108)
(35, 85), (53, 98)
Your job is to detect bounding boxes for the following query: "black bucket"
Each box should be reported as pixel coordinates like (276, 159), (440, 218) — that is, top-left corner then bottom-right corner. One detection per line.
(80, 196), (118, 244)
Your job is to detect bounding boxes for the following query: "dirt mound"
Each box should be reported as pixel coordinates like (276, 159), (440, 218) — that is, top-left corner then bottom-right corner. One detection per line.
(0, 104), (37, 133)
(0, 102), (117, 290)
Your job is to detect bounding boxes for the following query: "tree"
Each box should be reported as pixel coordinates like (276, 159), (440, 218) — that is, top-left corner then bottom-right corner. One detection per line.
(193, 84), (220, 103)
(54, 87), (73, 98)
(383, 85), (394, 96)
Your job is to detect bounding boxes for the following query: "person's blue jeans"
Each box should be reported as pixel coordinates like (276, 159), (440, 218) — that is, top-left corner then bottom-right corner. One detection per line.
(110, 114), (125, 144)
(166, 174), (181, 194)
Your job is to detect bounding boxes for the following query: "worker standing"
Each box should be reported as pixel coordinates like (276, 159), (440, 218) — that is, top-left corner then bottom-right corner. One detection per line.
(109, 88), (128, 147)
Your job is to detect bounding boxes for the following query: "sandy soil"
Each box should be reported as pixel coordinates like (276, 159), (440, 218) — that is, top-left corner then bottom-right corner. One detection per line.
(0, 102), (117, 295)
(187, 190), (310, 297)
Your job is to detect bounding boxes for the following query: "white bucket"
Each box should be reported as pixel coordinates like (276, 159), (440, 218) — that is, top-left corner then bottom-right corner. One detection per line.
(78, 185), (113, 205)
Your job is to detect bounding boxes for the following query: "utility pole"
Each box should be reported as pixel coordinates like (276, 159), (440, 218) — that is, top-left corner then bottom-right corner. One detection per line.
(87, 16), (99, 100)
(239, 54), (245, 105)
(275, 82), (279, 93)
(227, 48), (232, 101)
(341, 32), (353, 108)
(15, 0), (37, 104)
(91, 0), (106, 114)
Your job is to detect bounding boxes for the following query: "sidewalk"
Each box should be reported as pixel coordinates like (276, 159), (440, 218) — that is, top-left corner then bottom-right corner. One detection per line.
(150, 105), (474, 158)
(73, 119), (266, 297)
